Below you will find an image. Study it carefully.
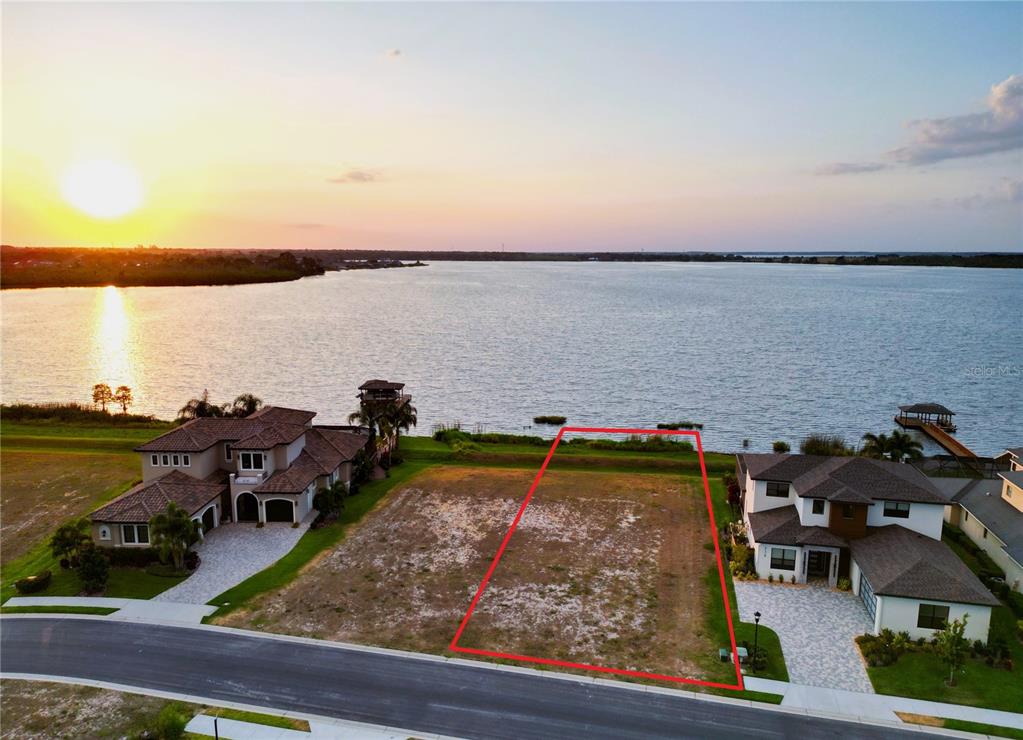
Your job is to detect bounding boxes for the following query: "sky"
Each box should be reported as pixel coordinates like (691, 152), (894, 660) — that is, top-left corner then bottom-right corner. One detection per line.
(2, 2), (1021, 253)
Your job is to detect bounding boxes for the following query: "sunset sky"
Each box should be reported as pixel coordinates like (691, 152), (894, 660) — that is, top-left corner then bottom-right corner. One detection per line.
(3, 2), (1021, 252)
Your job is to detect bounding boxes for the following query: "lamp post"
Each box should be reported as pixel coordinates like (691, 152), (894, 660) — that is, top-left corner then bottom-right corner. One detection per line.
(753, 611), (762, 673)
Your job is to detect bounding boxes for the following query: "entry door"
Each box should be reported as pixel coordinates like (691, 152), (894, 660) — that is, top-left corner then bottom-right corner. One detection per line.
(808, 551), (830, 577)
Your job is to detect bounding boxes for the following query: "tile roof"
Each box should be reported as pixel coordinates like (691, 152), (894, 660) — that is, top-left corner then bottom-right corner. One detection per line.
(738, 454), (946, 505)
(232, 423), (307, 450)
(253, 450), (322, 494)
(136, 406), (315, 453)
(252, 428), (368, 494)
(359, 379), (405, 391)
(91, 470), (225, 523)
(747, 505), (847, 548)
(850, 526), (1000, 607)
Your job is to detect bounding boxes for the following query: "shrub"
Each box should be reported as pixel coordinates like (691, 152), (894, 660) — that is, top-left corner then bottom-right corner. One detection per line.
(768, 573), (774, 583)
(730, 543), (752, 571)
(451, 439), (481, 457)
(106, 547), (161, 567)
(772, 441), (791, 453)
(152, 703), (187, 740)
(856, 630), (907, 667)
(0, 402), (159, 425)
(790, 574), (796, 584)
(657, 421), (704, 430)
(184, 551), (200, 570)
(837, 577), (852, 591)
(256, 521), (265, 528)
(433, 428), (471, 444)
(77, 543), (109, 593)
(471, 433), (546, 446)
(14, 570), (52, 594)
(799, 434), (854, 456)
(533, 415), (567, 425)
(1005, 590), (1023, 619)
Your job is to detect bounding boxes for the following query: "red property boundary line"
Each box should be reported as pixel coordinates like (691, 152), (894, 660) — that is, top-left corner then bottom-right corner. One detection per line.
(448, 426), (745, 691)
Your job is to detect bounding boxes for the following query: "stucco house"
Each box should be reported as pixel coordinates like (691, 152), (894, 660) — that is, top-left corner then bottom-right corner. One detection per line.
(736, 453), (999, 642)
(90, 405), (369, 547)
(932, 446), (1023, 593)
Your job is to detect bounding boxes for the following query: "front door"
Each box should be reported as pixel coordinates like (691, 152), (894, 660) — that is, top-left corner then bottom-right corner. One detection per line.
(807, 550), (831, 578)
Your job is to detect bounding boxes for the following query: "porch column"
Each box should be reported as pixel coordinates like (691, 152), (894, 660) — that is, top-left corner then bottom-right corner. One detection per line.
(258, 499), (266, 524)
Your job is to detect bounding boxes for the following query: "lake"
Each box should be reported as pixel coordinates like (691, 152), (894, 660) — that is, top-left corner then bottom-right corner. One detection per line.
(2, 262), (1020, 455)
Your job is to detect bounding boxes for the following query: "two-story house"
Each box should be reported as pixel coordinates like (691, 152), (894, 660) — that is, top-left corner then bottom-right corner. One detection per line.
(90, 406), (369, 547)
(736, 453), (999, 641)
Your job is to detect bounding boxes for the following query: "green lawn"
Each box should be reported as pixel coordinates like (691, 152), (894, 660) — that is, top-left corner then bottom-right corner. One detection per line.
(206, 462), (433, 618)
(0, 605), (118, 615)
(942, 719), (1023, 739)
(867, 606), (1022, 713)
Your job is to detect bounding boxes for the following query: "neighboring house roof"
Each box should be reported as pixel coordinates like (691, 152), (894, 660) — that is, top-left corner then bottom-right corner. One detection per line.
(850, 525), (1000, 607)
(252, 428), (367, 494)
(136, 406), (316, 452)
(91, 470), (225, 523)
(1003, 447), (1022, 460)
(359, 379), (405, 391)
(747, 505), (847, 548)
(737, 454), (946, 505)
(898, 403), (955, 415)
(1000, 470), (1023, 490)
(957, 479), (1023, 568)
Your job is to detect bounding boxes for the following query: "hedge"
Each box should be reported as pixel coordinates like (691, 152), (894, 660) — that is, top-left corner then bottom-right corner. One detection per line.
(105, 547), (161, 567)
(14, 570), (52, 594)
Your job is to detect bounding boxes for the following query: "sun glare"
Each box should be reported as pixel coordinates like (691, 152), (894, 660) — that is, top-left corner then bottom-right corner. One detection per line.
(61, 160), (144, 219)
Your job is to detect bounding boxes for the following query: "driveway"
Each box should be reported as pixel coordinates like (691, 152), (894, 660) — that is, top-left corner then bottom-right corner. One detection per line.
(154, 520), (311, 605)
(733, 580), (874, 693)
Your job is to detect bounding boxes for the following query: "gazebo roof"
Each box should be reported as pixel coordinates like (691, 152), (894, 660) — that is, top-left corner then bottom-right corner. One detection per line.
(898, 403), (955, 416)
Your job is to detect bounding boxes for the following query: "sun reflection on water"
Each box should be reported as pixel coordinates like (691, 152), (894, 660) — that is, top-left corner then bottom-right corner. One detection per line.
(93, 286), (136, 391)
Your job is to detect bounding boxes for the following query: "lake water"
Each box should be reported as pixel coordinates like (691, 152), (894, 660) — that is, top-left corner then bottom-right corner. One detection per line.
(2, 262), (1020, 455)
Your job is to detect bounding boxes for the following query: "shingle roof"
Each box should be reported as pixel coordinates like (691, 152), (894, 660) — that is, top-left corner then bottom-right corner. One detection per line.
(91, 470), (225, 523)
(136, 407), (315, 452)
(747, 506), (847, 548)
(898, 403), (955, 415)
(1000, 470), (1023, 490)
(1003, 447), (1022, 460)
(738, 454), (946, 505)
(850, 526), (1000, 606)
(960, 479), (1023, 567)
(359, 379), (404, 391)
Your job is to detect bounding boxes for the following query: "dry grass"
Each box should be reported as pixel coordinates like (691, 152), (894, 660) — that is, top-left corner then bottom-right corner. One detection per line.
(221, 465), (718, 680)
(0, 451), (139, 564)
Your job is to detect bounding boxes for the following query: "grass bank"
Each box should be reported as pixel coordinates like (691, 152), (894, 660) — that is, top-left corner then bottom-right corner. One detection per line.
(0, 605), (118, 615)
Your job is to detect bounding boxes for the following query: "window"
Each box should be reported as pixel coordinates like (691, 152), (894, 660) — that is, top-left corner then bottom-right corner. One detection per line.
(812, 499), (826, 515)
(162, 454), (170, 466)
(121, 524), (150, 545)
(842, 504), (855, 519)
(172, 454), (180, 466)
(182, 454), (191, 467)
(151, 454), (159, 466)
(225, 444), (233, 462)
(883, 501), (911, 519)
(917, 603), (950, 630)
(240, 451), (264, 470)
(770, 547), (796, 571)
(766, 481), (790, 498)
(99, 526), (111, 541)
(964, 510), (969, 522)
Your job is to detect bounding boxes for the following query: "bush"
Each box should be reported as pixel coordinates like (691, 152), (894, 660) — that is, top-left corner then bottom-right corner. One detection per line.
(0, 402), (159, 425)
(184, 551), (200, 570)
(856, 630), (907, 667)
(106, 547), (161, 567)
(772, 441), (791, 453)
(256, 521), (265, 528)
(433, 428), (471, 444)
(151, 703), (188, 740)
(451, 439), (481, 457)
(77, 544), (109, 593)
(14, 570), (52, 594)
(837, 577), (852, 591)
(799, 434), (853, 456)
(471, 433), (547, 446)
(657, 421), (704, 430)
(790, 574), (796, 584)
(768, 574), (774, 583)
(533, 415), (567, 425)
(1005, 590), (1023, 619)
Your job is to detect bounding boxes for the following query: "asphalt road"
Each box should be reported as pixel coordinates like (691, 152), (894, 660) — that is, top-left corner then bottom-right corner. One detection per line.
(2, 617), (944, 739)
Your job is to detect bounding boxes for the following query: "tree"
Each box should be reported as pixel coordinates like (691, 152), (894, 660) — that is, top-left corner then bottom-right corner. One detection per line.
(92, 383), (113, 412)
(177, 389), (227, 421)
(313, 479), (347, 520)
(113, 385), (133, 413)
(230, 393), (263, 418)
(348, 403), (381, 454)
(860, 432), (890, 459)
(887, 430), (923, 463)
(76, 542), (109, 593)
(50, 518), (91, 567)
(149, 503), (199, 571)
(383, 400), (418, 454)
(935, 614), (969, 687)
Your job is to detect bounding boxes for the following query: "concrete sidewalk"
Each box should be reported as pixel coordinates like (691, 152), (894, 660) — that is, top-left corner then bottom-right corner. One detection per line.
(185, 713), (461, 739)
(744, 676), (1023, 730)
(3, 597), (216, 624)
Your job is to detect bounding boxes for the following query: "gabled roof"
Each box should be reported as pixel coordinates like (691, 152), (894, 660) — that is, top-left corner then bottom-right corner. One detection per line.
(247, 406), (317, 427)
(232, 423), (307, 451)
(899, 403), (955, 415)
(747, 505), (847, 548)
(251, 428), (368, 494)
(738, 454), (946, 505)
(959, 478), (1023, 568)
(136, 406), (316, 453)
(359, 379), (404, 391)
(1002, 447), (1022, 460)
(1000, 470), (1023, 490)
(850, 526), (999, 607)
(91, 470), (225, 523)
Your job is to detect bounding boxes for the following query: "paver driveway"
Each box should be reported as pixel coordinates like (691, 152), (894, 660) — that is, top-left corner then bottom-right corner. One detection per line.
(154, 520), (310, 605)
(733, 580), (874, 693)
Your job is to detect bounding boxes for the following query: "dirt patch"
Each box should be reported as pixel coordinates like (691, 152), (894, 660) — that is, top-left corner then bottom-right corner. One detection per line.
(221, 465), (720, 681)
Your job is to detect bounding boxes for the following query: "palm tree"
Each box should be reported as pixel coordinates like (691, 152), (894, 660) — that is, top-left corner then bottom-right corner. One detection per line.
(50, 517), (91, 566)
(887, 430), (923, 463)
(860, 432), (890, 459)
(149, 503), (199, 571)
(177, 389), (227, 421)
(384, 401), (418, 454)
(230, 393), (263, 418)
(348, 403), (382, 454)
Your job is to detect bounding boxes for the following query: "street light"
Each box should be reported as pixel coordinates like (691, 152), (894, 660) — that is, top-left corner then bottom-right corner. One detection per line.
(753, 611), (762, 673)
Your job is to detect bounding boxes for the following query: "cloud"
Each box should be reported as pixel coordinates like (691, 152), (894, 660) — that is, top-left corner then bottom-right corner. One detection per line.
(326, 168), (382, 184)
(817, 74), (1023, 174)
(932, 178), (1023, 210)
(814, 162), (889, 176)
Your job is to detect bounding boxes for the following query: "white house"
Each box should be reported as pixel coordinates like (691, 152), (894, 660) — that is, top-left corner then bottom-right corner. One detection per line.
(737, 453), (999, 642)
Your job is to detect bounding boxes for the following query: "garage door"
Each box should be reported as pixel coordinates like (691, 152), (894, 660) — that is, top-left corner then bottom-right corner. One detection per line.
(860, 574), (877, 623)
(265, 499), (295, 523)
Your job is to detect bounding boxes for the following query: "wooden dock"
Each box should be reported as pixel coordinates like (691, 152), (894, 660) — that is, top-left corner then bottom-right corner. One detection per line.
(894, 415), (976, 458)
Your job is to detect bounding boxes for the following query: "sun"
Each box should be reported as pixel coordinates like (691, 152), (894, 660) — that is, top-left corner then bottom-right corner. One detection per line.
(61, 159), (144, 219)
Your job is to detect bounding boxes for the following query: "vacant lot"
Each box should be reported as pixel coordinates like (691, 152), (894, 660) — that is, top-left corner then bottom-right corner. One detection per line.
(221, 465), (720, 681)
(0, 450), (138, 564)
